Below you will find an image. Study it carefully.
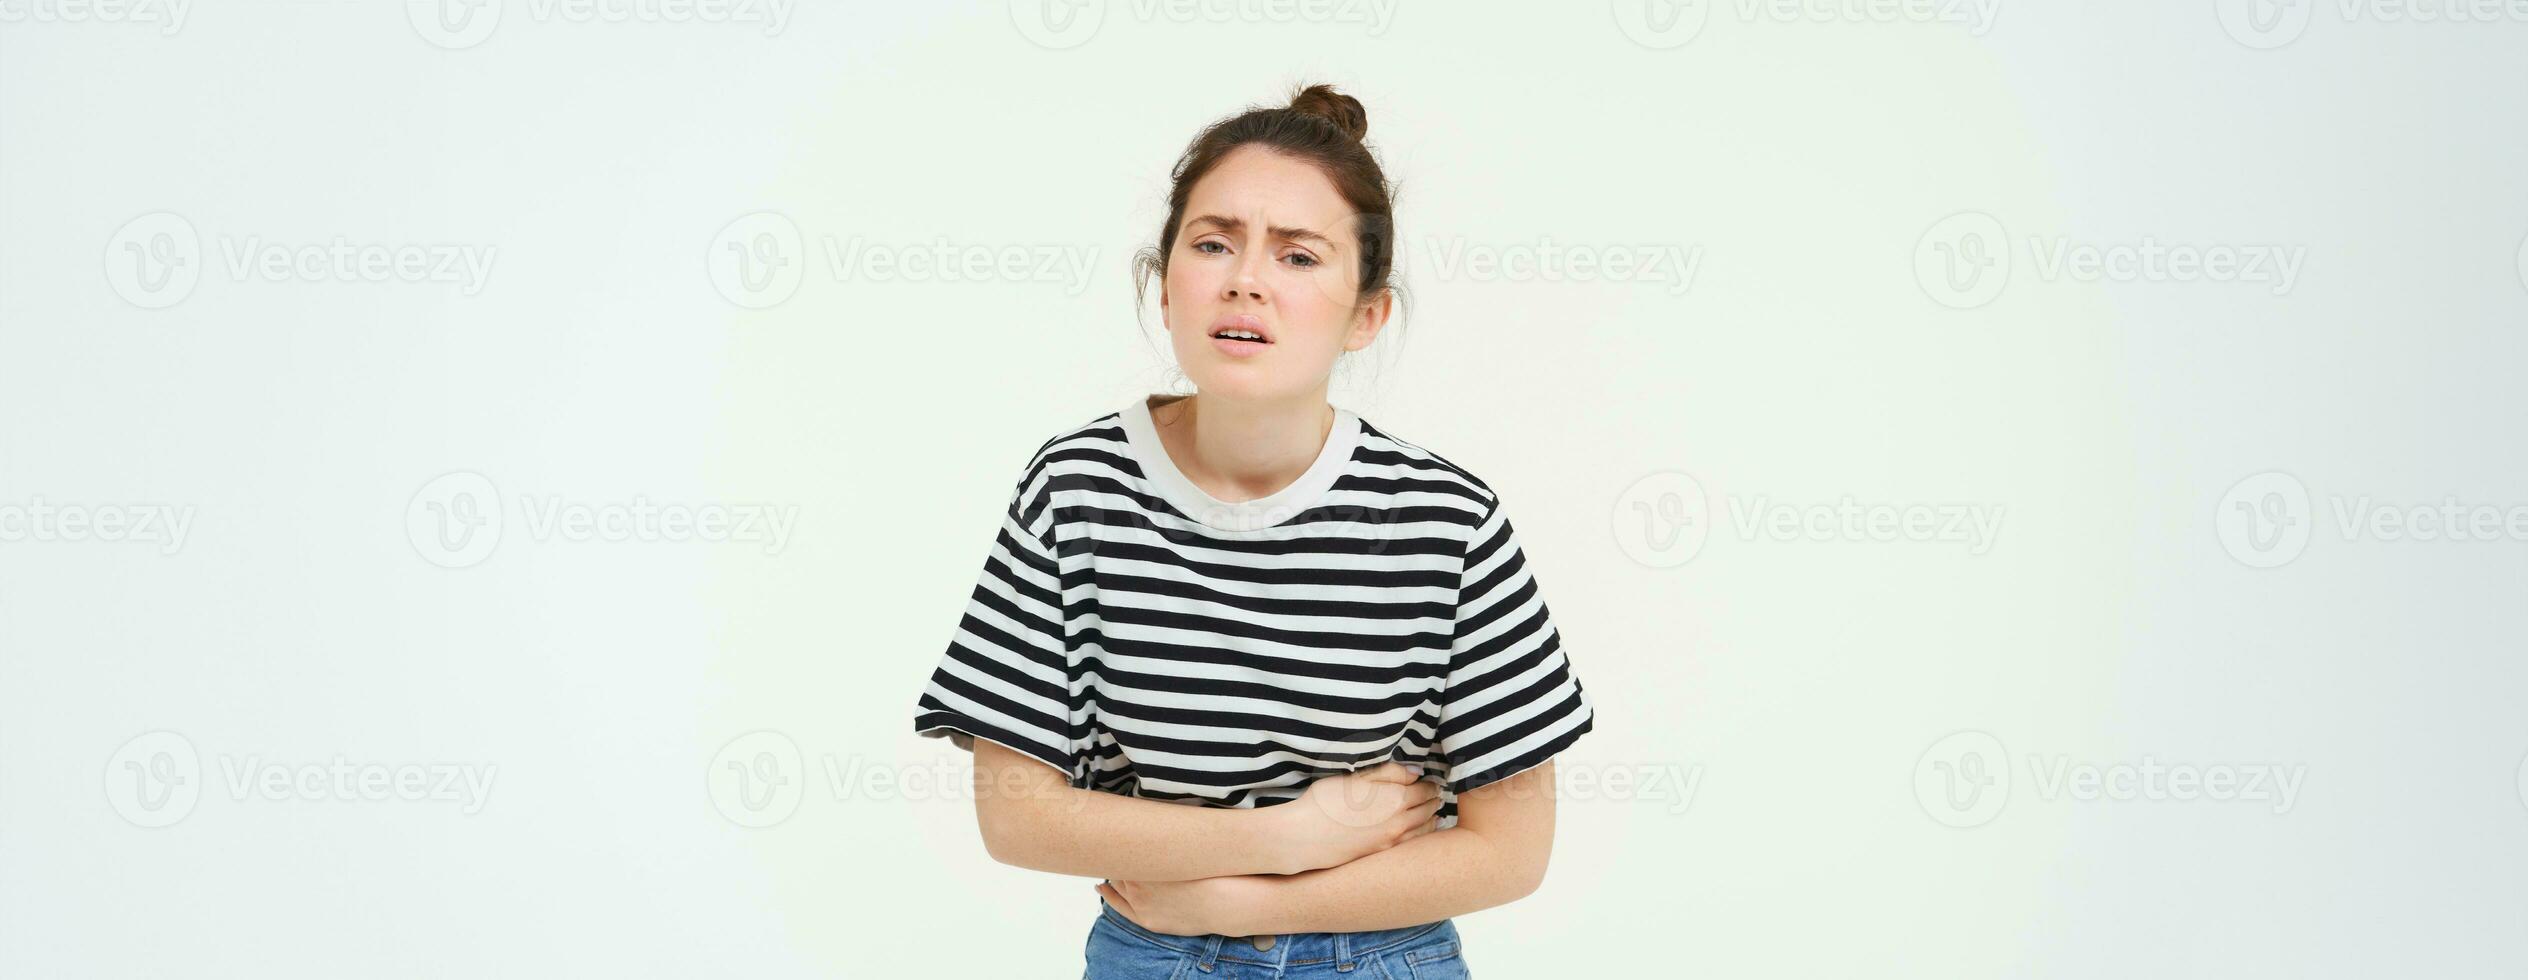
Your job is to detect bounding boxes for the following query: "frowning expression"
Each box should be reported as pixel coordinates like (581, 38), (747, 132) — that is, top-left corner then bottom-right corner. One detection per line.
(1161, 144), (1387, 401)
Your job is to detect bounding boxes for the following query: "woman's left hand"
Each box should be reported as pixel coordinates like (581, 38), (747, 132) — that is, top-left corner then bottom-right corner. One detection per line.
(1096, 874), (1276, 937)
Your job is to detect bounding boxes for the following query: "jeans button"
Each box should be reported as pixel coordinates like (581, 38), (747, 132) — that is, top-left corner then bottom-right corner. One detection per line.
(1251, 935), (1275, 951)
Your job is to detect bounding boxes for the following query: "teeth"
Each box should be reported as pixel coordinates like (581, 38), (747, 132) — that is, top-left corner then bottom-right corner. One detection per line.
(1217, 329), (1263, 341)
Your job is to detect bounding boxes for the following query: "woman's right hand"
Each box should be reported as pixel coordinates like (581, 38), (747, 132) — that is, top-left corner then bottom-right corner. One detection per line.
(1264, 761), (1446, 875)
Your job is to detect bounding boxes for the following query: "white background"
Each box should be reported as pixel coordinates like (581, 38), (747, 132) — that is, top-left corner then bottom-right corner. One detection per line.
(5, 1), (2526, 976)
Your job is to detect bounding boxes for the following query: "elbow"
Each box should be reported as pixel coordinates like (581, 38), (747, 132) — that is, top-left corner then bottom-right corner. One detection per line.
(1500, 837), (1552, 900)
(1509, 857), (1549, 901)
(974, 799), (1029, 868)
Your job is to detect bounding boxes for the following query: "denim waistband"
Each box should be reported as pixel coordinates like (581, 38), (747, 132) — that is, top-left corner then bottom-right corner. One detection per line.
(1095, 897), (1452, 968)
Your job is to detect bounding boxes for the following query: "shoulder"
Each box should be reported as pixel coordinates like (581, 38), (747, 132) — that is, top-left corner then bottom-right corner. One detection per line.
(1002, 410), (1132, 529)
(1351, 415), (1503, 526)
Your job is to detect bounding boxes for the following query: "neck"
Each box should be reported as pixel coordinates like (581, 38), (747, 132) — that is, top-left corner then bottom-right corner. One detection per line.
(1152, 391), (1336, 503)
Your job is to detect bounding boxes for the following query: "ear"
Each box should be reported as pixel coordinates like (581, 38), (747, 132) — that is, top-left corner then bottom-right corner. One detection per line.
(1343, 289), (1393, 352)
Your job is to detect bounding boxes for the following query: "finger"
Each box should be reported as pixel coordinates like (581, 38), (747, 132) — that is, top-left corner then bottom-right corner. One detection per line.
(1385, 798), (1444, 838)
(1358, 761), (1413, 784)
(1096, 882), (1134, 916)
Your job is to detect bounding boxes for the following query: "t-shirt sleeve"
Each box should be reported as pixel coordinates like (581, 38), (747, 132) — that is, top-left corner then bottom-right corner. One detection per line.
(910, 474), (1087, 784)
(1433, 495), (1595, 795)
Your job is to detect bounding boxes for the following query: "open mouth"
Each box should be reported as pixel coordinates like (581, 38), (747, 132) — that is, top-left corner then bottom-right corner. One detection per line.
(1209, 315), (1273, 348)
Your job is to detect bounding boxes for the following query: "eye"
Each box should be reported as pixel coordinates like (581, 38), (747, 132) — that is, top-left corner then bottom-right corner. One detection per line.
(1192, 240), (1227, 256)
(1284, 251), (1319, 269)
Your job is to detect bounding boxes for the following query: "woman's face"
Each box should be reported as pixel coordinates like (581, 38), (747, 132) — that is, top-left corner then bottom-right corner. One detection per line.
(1161, 144), (1388, 404)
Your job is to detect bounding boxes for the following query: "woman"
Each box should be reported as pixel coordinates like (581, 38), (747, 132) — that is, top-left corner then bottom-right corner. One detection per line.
(911, 83), (1594, 979)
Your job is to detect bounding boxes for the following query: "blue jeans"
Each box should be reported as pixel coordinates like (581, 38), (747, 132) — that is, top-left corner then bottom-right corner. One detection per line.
(1084, 898), (1471, 978)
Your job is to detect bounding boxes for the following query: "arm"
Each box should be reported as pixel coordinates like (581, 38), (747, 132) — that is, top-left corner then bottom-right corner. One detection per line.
(970, 737), (1440, 882)
(1100, 760), (1561, 936)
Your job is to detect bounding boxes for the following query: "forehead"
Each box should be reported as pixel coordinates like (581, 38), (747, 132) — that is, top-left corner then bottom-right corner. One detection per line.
(1181, 145), (1352, 232)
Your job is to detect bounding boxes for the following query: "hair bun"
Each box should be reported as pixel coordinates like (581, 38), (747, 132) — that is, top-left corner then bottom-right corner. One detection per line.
(1285, 83), (1368, 142)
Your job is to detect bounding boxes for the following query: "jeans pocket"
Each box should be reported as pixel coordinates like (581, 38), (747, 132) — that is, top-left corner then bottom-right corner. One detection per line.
(1400, 936), (1471, 980)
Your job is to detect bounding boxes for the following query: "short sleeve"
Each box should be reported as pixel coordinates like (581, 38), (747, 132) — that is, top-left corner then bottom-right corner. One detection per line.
(910, 478), (1087, 785)
(1433, 497), (1595, 795)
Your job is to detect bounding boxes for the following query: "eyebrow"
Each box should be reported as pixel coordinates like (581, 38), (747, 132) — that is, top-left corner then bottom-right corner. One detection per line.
(1183, 214), (1340, 252)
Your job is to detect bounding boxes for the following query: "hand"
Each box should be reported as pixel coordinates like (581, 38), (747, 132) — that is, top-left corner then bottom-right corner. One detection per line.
(1263, 761), (1446, 875)
(1096, 875), (1277, 937)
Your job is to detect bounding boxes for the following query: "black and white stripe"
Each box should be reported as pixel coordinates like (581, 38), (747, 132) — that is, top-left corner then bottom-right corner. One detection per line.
(911, 396), (1593, 827)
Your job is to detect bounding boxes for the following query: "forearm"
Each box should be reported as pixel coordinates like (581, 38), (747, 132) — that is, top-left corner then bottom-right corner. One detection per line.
(981, 783), (1293, 882)
(1235, 825), (1540, 934)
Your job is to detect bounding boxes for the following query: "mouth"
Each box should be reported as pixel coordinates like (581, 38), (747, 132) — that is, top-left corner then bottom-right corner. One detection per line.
(1208, 314), (1274, 349)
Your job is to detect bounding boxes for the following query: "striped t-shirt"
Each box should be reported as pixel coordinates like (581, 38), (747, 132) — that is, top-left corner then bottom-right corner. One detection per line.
(910, 393), (1594, 828)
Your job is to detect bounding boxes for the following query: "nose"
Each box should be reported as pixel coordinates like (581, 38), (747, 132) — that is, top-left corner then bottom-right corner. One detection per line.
(1224, 251), (1265, 302)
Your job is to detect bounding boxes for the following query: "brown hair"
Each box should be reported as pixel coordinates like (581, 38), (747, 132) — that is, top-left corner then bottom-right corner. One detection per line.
(1133, 83), (1404, 326)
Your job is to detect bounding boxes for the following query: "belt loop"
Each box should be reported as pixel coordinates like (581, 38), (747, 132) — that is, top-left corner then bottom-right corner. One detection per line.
(1336, 930), (1354, 970)
(1197, 934), (1224, 971)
